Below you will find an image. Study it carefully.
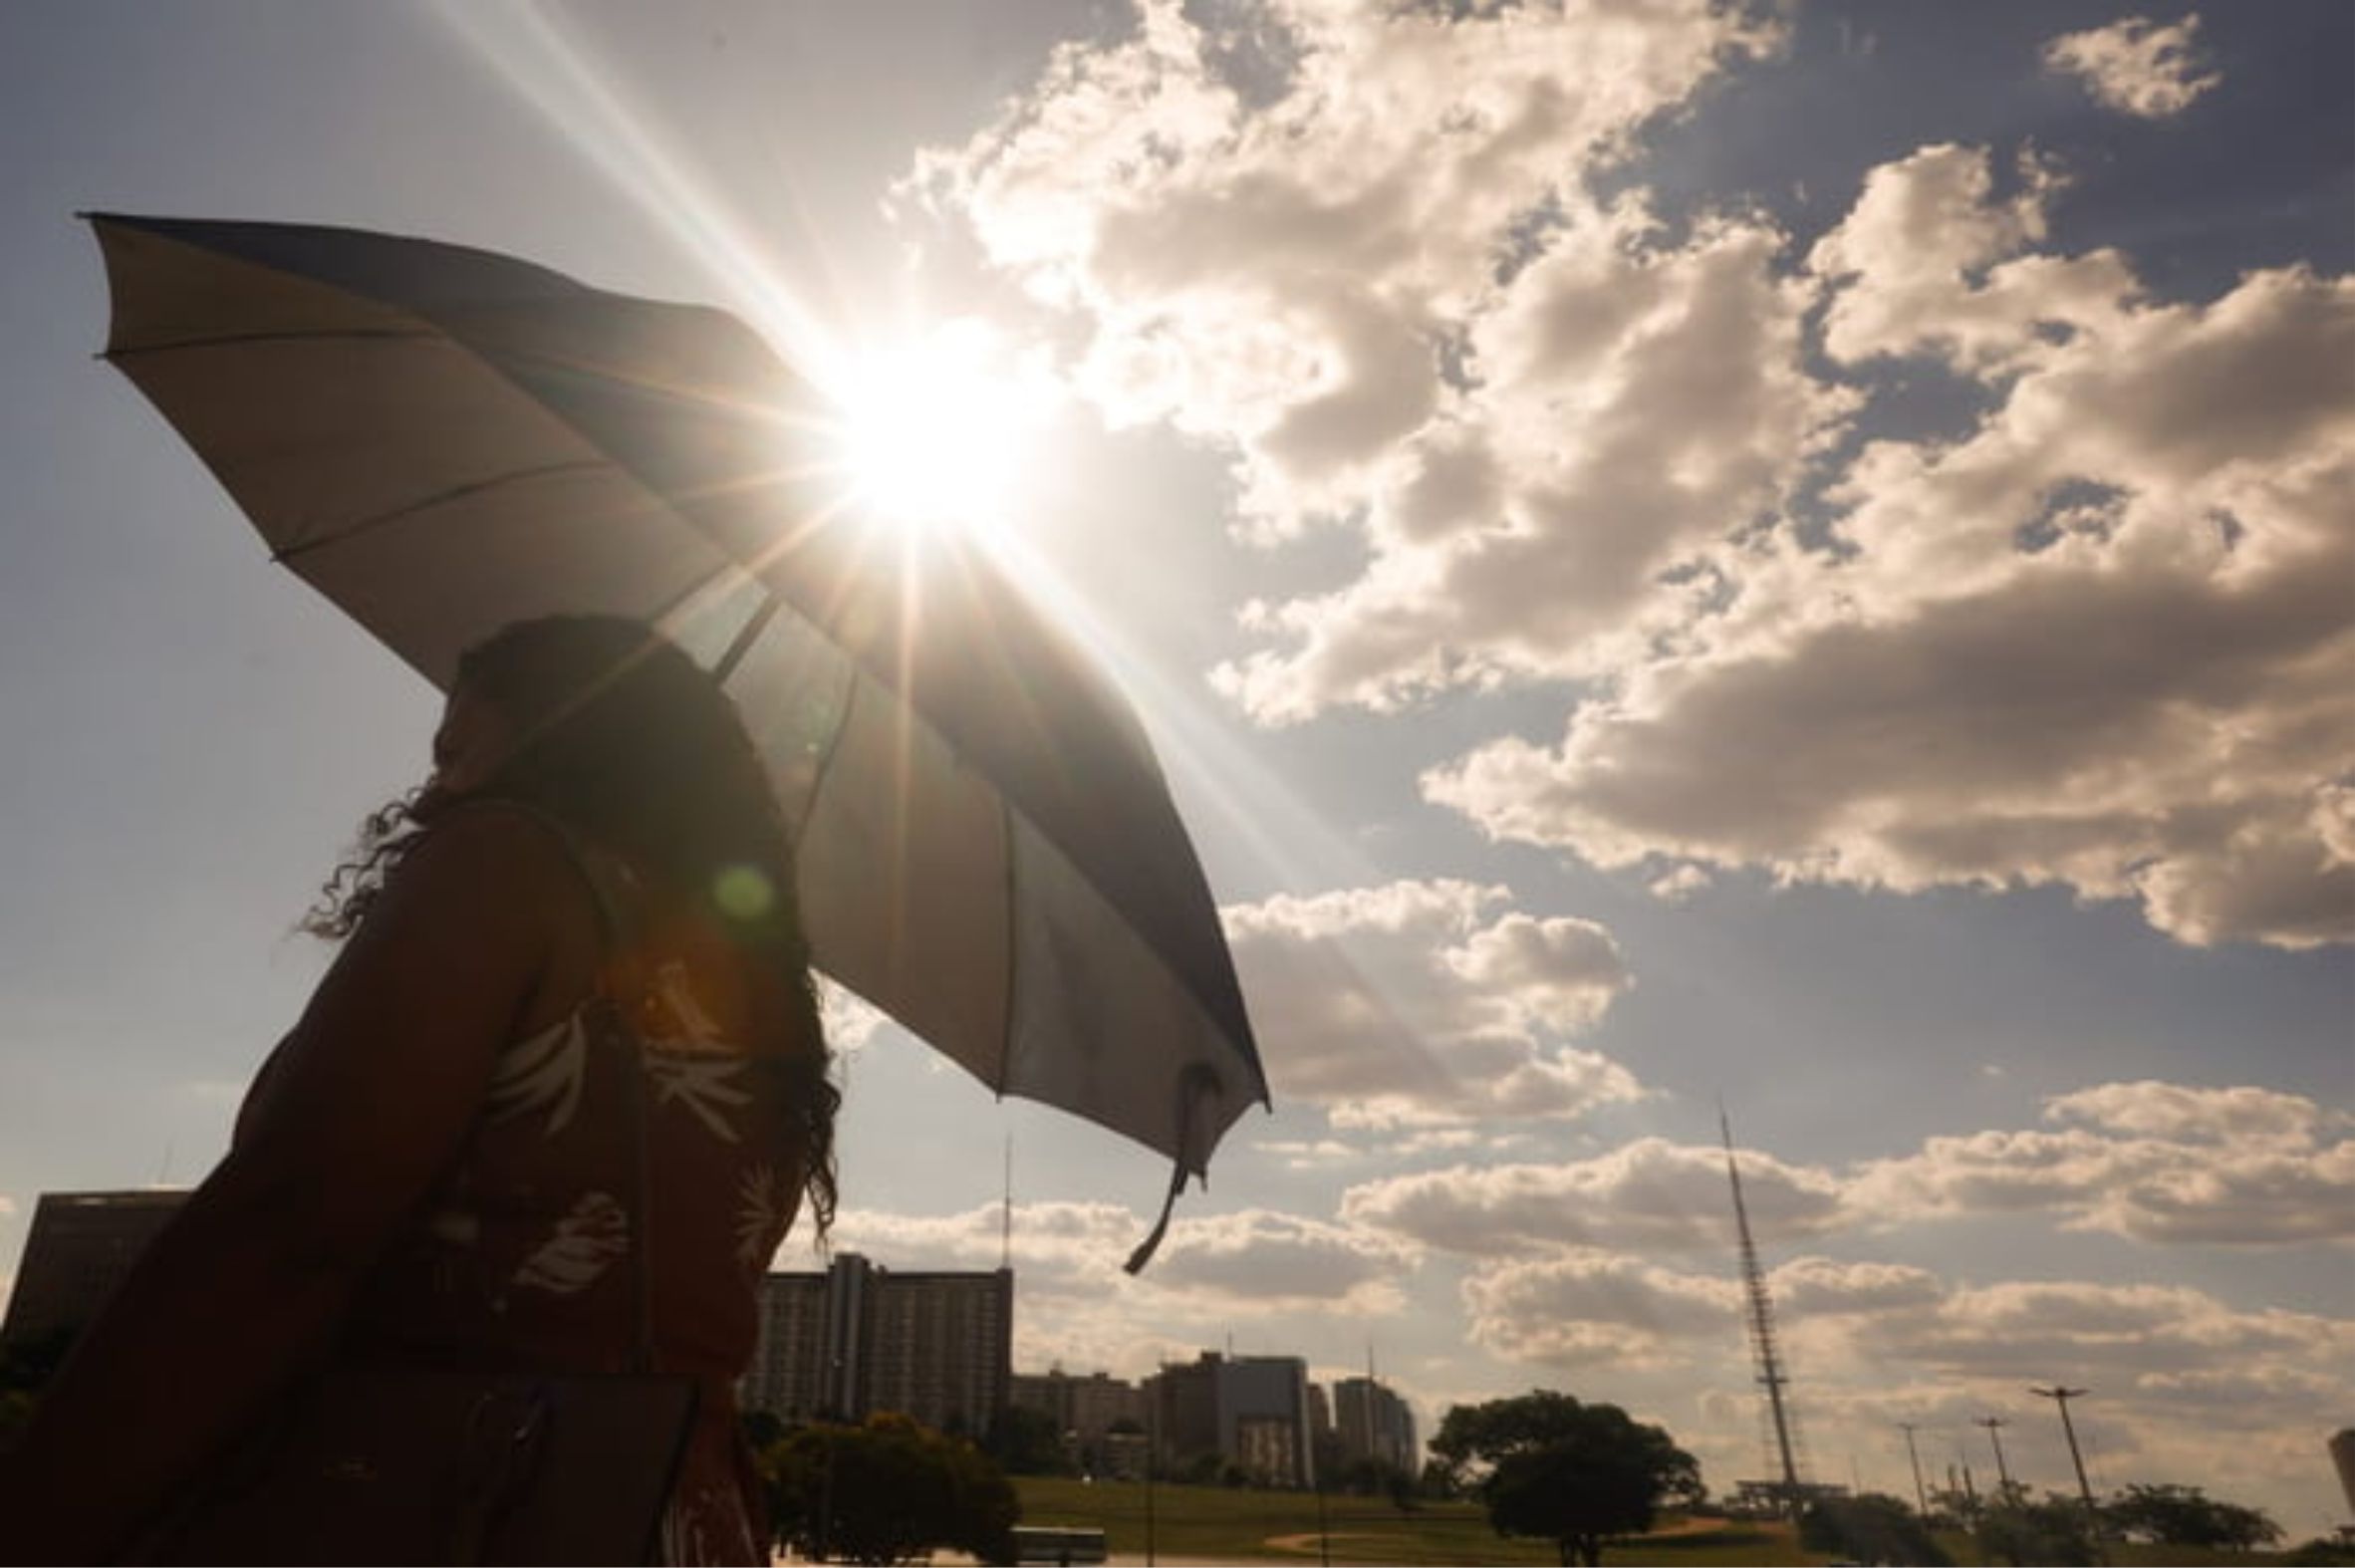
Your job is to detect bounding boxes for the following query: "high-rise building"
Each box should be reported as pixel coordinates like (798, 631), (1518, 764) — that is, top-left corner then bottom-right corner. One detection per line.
(1332, 1375), (1418, 1473)
(1009, 1368), (1148, 1448)
(1, 1189), (188, 1347)
(740, 1253), (1012, 1437)
(1149, 1351), (1317, 1487)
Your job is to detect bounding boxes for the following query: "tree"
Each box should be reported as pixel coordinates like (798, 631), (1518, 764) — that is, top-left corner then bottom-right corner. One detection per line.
(2103, 1483), (2283, 1551)
(761, 1413), (1018, 1565)
(1977, 1490), (2100, 1567)
(1417, 1457), (1463, 1502)
(1801, 1493), (1952, 1567)
(985, 1404), (1073, 1476)
(1179, 1449), (1227, 1486)
(1432, 1392), (1701, 1567)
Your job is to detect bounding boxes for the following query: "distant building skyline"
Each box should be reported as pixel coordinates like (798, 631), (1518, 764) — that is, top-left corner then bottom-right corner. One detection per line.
(1010, 1366), (1149, 1449)
(1331, 1374), (1418, 1476)
(0, 1189), (187, 1349)
(1150, 1349), (1320, 1488)
(741, 1252), (1013, 1437)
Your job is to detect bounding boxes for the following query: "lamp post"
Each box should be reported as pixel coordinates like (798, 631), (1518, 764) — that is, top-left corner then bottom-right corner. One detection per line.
(1144, 1374), (1159, 1568)
(2031, 1385), (2107, 1565)
(1312, 1460), (1331, 1568)
(1974, 1417), (2014, 1498)
(1898, 1423), (1930, 1518)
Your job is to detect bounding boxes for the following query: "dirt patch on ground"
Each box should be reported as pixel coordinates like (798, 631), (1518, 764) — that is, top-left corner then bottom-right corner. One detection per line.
(1261, 1532), (1416, 1555)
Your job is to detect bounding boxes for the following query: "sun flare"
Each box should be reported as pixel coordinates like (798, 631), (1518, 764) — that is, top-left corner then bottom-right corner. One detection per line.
(838, 319), (1056, 542)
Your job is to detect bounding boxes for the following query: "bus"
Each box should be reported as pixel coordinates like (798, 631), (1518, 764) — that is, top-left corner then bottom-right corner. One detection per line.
(1008, 1524), (1110, 1565)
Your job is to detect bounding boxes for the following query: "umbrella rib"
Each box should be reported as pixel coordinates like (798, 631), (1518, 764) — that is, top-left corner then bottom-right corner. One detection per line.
(103, 327), (435, 359)
(712, 592), (783, 681)
(269, 460), (610, 565)
(789, 672), (861, 856)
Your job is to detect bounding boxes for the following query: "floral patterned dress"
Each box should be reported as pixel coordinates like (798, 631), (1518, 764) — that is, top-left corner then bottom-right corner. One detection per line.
(319, 844), (807, 1565)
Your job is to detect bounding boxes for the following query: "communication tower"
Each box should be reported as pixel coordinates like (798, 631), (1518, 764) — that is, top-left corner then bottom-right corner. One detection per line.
(1722, 1110), (1808, 1515)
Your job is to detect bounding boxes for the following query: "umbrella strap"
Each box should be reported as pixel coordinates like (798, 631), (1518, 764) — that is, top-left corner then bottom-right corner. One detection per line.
(1123, 1163), (1187, 1277)
(1124, 1065), (1218, 1275)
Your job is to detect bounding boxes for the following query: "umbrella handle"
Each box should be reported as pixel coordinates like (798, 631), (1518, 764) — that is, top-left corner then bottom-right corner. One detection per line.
(1122, 1065), (1219, 1275)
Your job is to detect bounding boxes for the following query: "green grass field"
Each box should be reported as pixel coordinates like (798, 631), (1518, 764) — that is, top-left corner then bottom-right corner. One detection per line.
(1010, 1478), (2322, 1566)
(1011, 1478), (1813, 1565)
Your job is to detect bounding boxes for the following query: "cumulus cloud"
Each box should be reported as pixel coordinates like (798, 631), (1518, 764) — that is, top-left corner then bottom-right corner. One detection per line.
(914, 0), (1805, 716)
(1856, 1279), (2355, 1391)
(823, 1199), (1414, 1316)
(2042, 14), (2221, 119)
(1455, 1241), (2352, 1420)
(1462, 1249), (1738, 1369)
(1222, 880), (1642, 1127)
(1340, 1137), (1845, 1255)
(1428, 145), (2355, 950)
(916, 2), (2347, 950)
(1455, 1244), (2352, 1514)
(2043, 1079), (2335, 1146)
(1253, 1137), (1362, 1170)
(819, 979), (889, 1054)
(1338, 1080), (2351, 1253)
(1765, 1255), (1944, 1318)
(1849, 1082), (2355, 1245)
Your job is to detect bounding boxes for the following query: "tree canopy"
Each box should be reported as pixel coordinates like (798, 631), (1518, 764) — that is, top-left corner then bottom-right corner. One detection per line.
(1801, 1493), (1952, 1566)
(985, 1404), (1074, 1476)
(2103, 1483), (2283, 1551)
(1977, 1490), (2101, 1567)
(1432, 1391), (1701, 1567)
(759, 1413), (1018, 1565)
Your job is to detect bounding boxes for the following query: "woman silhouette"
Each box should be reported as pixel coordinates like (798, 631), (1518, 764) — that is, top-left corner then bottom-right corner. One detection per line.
(3, 616), (836, 1564)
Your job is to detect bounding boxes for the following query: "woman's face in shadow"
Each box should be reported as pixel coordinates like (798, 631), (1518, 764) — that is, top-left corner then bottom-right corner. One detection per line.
(425, 681), (517, 807)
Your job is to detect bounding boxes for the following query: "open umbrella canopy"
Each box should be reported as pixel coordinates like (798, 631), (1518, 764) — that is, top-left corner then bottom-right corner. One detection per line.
(87, 212), (1268, 1265)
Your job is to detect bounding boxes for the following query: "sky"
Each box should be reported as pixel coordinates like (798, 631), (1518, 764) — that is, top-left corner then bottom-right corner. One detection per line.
(2, 0), (2350, 1538)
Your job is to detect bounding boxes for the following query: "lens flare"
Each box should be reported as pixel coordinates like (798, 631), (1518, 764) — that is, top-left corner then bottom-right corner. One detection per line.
(712, 864), (777, 921)
(840, 319), (1056, 540)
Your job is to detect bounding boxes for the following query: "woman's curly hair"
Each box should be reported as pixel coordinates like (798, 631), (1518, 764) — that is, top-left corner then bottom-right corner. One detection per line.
(306, 615), (838, 1239)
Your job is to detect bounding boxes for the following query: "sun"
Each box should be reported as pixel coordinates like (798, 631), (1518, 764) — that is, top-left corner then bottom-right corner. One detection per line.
(838, 318), (1057, 542)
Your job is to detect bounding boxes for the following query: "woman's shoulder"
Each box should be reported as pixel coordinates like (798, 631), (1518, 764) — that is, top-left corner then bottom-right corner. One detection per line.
(388, 799), (607, 919)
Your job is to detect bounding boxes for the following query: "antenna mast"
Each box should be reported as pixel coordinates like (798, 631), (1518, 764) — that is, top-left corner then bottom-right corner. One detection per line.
(1722, 1108), (1804, 1515)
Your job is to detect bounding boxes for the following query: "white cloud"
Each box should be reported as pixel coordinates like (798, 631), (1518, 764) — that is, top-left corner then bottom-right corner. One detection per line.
(1848, 1082), (2355, 1245)
(1340, 1138), (1845, 1256)
(916, 0), (1802, 716)
(1462, 1249), (1739, 1369)
(1211, 196), (1850, 721)
(1765, 1255), (1944, 1318)
(823, 1199), (1411, 1313)
(1454, 1242), (2352, 1527)
(1427, 147), (2355, 951)
(1856, 1279), (2355, 1390)
(918, 8), (2346, 951)
(819, 978), (889, 1054)
(2042, 14), (2221, 120)
(1253, 1137), (1362, 1170)
(1145, 1208), (1417, 1310)
(2043, 1079), (2334, 1146)
(1339, 1080), (2353, 1253)
(1223, 880), (1642, 1127)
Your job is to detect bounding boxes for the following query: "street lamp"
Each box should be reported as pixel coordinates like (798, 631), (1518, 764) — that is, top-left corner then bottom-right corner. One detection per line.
(1973, 1417), (2014, 1498)
(2031, 1385), (2108, 1565)
(1898, 1423), (1930, 1518)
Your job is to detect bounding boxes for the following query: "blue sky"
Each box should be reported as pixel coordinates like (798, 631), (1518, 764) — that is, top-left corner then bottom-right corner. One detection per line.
(2, 0), (2349, 1536)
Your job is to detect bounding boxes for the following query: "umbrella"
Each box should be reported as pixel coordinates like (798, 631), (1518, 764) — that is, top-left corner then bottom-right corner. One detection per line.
(86, 212), (1267, 1269)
